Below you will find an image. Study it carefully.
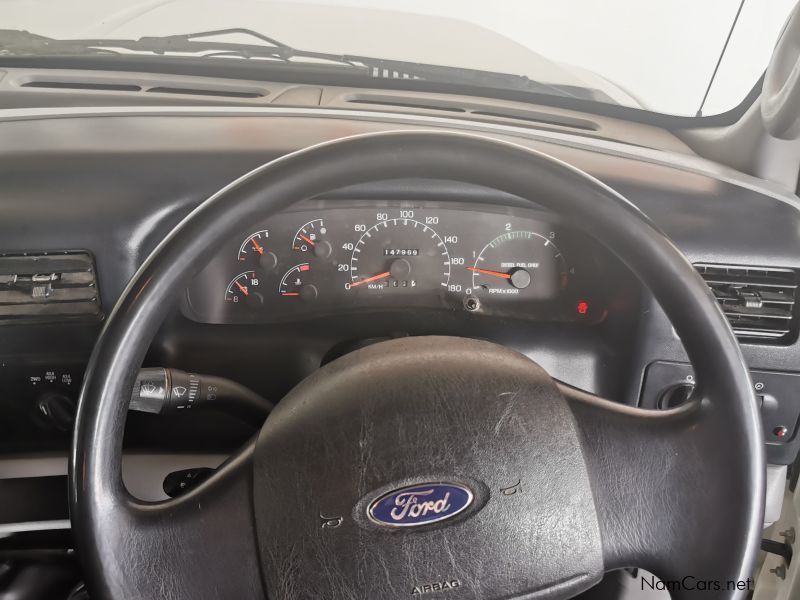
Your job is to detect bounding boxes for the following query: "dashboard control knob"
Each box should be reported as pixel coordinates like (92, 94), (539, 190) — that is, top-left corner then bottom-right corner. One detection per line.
(389, 258), (412, 279)
(36, 391), (76, 431)
(259, 251), (278, 271)
(300, 284), (319, 302)
(658, 383), (694, 409)
(314, 240), (332, 260)
(509, 268), (532, 289)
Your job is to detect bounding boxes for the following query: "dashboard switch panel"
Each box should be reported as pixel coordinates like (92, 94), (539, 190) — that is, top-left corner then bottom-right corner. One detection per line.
(641, 360), (800, 464)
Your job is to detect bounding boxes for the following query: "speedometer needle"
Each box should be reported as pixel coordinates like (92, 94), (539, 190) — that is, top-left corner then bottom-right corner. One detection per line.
(350, 271), (391, 287)
(467, 266), (511, 279)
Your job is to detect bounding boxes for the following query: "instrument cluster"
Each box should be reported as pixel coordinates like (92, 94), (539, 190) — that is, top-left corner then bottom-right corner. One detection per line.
(183, 201), (614, 324)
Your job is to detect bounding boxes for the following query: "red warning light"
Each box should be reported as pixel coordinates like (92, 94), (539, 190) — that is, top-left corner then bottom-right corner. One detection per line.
(577, 301), (589, 315)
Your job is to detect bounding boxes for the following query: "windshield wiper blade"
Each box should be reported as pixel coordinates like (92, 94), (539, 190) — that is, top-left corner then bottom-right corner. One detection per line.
(0, 28), (597, 101)
(0, 28), (363, 67)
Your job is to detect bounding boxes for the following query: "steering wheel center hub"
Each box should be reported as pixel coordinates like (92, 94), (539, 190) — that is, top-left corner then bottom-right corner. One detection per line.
(253, 336), (603, 599)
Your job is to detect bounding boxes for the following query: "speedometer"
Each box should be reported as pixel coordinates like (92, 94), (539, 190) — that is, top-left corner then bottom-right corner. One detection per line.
(348, 218), (450, 292)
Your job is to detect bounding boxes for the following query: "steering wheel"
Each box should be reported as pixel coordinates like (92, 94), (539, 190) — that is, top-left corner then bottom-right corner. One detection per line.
(70, 131), (764, 600)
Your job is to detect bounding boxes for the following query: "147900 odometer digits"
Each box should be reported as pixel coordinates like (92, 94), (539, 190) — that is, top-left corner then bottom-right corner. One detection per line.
(348, 217), (451, 292)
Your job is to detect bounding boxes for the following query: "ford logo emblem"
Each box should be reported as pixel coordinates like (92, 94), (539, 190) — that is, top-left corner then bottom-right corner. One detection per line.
(368, 482), (474, 527)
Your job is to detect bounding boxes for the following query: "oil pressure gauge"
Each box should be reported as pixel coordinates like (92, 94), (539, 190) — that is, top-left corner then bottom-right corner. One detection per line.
(238, 230), (278, 271)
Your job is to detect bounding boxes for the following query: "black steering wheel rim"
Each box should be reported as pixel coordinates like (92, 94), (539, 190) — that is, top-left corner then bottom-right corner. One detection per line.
(70, 130), (764, 600)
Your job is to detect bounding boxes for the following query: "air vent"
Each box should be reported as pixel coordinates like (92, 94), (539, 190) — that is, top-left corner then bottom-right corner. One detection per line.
(0, 252), (101, 322)
(696, 264), (798, 343)
(345, 94), (598, 131)
(17, 77), (269, 100)
(348, 97), (467, 113)
(470, 109), (597, 131)
(145, 86), (264, 99)
(20, 81), (142, 92)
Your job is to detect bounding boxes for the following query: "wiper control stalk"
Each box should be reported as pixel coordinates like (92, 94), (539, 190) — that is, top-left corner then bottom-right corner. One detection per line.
(130, 367), (272, 426)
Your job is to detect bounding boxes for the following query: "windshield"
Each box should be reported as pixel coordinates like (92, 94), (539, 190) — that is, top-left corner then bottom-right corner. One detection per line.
(2, 0), (798, 116)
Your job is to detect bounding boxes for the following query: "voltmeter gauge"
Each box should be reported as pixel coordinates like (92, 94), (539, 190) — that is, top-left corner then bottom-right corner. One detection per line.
(224, 271), (263, 306)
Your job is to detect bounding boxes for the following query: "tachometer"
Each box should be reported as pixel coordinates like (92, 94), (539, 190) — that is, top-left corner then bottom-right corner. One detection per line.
(469, 231), (567, 301)
(348, 218), (450, 291)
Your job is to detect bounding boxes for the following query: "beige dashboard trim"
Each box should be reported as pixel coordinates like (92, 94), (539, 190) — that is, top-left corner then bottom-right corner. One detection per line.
(0, 105), (798, 209)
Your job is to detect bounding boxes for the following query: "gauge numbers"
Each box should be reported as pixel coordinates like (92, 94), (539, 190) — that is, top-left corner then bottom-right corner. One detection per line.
(292, 218), (332, 259)
(224, 270), (262, 306)
(349, 218), (450, 291)
(470, 231), (567, 301)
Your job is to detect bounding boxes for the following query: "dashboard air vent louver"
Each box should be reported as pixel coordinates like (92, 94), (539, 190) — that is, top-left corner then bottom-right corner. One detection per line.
(145, 86), (265, 98)
(0, 251), (101, 322)
(20, 81), (142, 92)
(695, 263), (798, 344)
(345, 94), (598, 131)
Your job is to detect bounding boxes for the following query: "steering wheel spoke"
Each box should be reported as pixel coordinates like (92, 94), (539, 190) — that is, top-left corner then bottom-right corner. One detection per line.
(561, 383), (760, 596)
(77, 441), (263, 599)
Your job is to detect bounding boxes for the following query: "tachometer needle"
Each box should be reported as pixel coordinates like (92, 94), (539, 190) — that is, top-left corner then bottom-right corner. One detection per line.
(235, 281), (249, 296)
(350, 271), (391, 287)
(250, 238), (264, 255)
(298, 233), (316, 247)
(467, 266), (511, 279)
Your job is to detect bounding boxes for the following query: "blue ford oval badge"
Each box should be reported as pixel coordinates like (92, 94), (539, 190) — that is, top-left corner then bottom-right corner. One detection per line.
(368, 483), (473, 527)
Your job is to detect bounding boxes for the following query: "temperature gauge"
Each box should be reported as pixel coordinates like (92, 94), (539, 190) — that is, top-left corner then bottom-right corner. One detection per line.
(279, 263), (318, 301)
(292, 219), (332, 259)
(224, 271), (263, 306)
(238, 230), (278, 270)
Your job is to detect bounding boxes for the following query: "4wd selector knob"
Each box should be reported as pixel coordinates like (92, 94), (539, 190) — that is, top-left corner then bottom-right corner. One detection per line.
(36, 391), (76, 431)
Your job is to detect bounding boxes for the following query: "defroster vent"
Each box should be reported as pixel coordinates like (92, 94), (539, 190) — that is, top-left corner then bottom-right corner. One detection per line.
(0, 251), (101, 321)
(696, 263), (798, 343)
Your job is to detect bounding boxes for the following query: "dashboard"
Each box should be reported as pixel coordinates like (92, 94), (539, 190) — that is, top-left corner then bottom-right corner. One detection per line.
(2, 70), (800, 600)
(185, 201), (612, 325)
(1, 103), (800, 470)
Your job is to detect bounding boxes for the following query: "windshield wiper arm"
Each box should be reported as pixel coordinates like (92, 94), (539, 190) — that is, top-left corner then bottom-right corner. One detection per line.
(0, 28), (362, 67)
(0, 28), (596, 101)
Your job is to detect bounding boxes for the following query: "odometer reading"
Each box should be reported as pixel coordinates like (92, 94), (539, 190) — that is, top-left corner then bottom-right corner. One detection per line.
(349, 218), (450, 292)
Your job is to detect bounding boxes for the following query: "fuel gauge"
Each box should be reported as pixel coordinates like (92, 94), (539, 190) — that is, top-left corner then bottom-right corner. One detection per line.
(292, 219), (332, 259)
